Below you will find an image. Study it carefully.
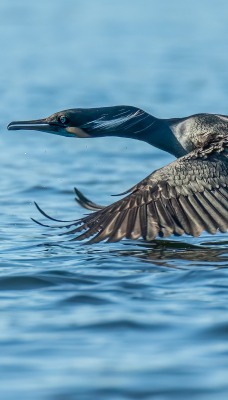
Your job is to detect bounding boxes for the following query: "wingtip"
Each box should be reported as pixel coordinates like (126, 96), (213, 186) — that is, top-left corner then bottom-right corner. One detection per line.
(74, 186), (105, 211)
(31, 217), (53, 228)
(34, 201), (75, 223)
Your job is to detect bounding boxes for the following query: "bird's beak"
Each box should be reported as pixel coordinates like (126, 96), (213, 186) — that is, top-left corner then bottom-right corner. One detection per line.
(7, 118), (92, 138)
(7, 118), (58, 133)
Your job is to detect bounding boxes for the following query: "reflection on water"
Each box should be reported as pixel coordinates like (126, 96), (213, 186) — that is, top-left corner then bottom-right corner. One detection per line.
(118, 239), (228, 268)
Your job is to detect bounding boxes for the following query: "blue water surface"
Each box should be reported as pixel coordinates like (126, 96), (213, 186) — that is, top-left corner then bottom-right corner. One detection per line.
(1, 1), (228, 399)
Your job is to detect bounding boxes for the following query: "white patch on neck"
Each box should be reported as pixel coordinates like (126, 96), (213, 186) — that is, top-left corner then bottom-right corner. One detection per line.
(82, 109), (143, 131)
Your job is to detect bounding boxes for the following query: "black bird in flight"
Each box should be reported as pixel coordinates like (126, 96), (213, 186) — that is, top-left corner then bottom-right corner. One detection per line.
(8, 105), (228, 243)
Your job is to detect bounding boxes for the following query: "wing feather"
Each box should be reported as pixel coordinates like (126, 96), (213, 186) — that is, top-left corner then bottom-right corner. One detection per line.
(34, 141), (228, 243)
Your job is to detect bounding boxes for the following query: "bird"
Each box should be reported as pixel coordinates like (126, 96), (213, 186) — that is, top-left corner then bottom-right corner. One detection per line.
(7, 105), (228, 243)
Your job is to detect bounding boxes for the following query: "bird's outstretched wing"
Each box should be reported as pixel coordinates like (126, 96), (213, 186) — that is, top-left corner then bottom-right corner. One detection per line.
(35, 139), (228, 243)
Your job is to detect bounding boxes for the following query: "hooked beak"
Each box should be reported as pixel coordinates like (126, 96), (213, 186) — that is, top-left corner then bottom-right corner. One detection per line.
(7, 118), (58, 133)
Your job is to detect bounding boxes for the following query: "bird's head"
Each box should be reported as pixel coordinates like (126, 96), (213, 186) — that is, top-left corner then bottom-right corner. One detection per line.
(7, 108), (97, 138)
(7, 105), (154, 140)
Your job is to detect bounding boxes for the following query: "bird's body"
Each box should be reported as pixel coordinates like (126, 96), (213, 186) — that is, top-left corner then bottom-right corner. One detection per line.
(8, 106), (228, 243)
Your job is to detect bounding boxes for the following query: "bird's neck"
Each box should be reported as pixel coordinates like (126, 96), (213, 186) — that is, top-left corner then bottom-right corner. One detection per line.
(81, 106), (186, 157)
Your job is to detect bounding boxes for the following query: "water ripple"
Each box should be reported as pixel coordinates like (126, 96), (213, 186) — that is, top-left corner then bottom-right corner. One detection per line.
(1, 0), (228, 399)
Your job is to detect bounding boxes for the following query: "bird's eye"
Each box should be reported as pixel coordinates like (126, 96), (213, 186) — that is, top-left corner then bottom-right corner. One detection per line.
(58, 115), (68, 125)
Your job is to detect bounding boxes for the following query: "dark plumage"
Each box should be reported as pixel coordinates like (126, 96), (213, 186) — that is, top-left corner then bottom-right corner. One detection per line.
(7, 106), (228, 243)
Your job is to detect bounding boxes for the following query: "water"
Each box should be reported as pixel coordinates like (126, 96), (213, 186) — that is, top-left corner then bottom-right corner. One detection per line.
(1, 0), (228, 398)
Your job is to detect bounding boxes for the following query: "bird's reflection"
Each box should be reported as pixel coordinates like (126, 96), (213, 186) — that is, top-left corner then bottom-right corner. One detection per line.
(39, 234), (228, 271)
(108, 238), (228, 270)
